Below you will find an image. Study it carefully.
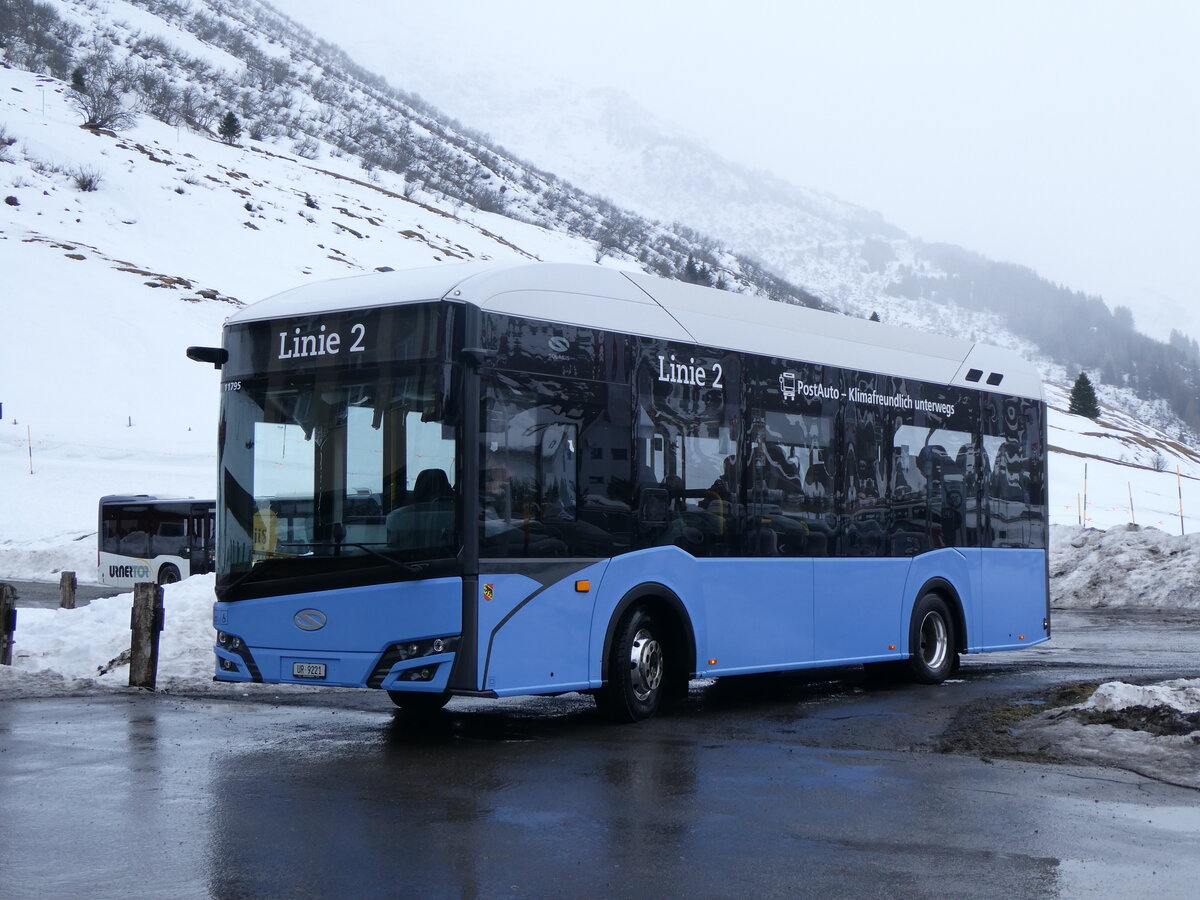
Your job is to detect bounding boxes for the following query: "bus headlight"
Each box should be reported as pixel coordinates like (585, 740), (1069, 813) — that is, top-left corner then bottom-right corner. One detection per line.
(217, 632), (242, 650)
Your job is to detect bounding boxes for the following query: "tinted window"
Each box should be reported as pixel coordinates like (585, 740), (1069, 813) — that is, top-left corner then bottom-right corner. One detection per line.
(633, 341), (740, 557)
(482, 373), (632, 558)
(748, 359), (837, 557)
(981, 394), (1046, 548)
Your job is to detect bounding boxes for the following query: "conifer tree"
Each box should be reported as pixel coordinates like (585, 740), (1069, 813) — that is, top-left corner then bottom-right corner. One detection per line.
(1068, 372), (1101, 418)
(218, 111), (242, 144)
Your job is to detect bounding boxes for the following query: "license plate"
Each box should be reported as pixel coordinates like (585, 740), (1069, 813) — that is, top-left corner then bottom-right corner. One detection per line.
(292, 662), (327, 680)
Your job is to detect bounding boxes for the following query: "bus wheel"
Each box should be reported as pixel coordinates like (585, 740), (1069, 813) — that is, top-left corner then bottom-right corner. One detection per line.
(597, 607), (665, 722)
(157, 564), (181, 585)
(387, 690), (449, 713)
(906, 593), (957, 684)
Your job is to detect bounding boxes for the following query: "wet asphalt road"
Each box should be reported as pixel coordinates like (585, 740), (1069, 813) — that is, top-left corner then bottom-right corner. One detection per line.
(2, 608), (1199, 899)
(5, 579), (118, 608)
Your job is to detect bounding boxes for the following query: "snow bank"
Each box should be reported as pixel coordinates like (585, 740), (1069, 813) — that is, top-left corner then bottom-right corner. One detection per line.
(0, 575), (217, 694)
(1083, 679), (1200, 715)
(1050, 524), (1200, 609)
(1016, 679), (1200, 789)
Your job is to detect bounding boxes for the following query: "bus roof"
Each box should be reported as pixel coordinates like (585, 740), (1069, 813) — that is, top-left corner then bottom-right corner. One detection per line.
(229, 262), (1043, 400)
(99, 495), (212, 505)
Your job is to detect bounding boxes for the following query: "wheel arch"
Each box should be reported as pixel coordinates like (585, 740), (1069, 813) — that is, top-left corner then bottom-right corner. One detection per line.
(599, 583), (697, 684)
(156, 561), (182, 585)
(911, 576), (967, 654)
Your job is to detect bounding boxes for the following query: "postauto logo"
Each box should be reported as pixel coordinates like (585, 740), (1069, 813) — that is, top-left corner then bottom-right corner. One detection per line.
(109, 560), (152, 580)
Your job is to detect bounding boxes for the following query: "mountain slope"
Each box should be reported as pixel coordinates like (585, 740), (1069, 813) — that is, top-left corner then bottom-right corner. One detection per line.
(1, 0), (821, 307)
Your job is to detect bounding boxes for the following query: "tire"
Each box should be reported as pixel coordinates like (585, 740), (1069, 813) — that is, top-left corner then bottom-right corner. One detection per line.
(906, 592), (958, 684)
(387, 690), (450, 713)
(157, 564), (181, 585)
(596, 606), (666, 723)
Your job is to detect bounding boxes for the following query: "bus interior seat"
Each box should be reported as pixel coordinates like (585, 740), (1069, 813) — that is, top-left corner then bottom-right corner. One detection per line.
(744, 521), (778, 557)
(413, 468), (452, 503)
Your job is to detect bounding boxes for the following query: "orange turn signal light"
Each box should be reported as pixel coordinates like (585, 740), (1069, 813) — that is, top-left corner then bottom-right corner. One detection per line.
(575, 580), (590, 593)
(708, 658), (718, 666)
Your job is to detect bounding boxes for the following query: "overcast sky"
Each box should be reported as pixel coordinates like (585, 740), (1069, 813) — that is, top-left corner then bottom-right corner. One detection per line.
(269, 0), (1200, 340)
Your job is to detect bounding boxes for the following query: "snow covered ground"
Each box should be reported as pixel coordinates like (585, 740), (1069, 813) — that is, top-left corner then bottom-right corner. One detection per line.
(0, 574), (218, 696)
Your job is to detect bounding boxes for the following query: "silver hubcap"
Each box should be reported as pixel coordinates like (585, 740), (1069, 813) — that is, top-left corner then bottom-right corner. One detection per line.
(628, 627), (663, 702)
(918, 611), (948, 671)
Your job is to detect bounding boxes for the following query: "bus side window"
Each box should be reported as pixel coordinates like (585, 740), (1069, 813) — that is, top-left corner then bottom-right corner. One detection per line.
(539, 423), (577, 521)
(483, 373), (629, 559)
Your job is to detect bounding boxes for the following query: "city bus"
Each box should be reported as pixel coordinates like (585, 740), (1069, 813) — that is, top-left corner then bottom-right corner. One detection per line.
(98, 495), (216, 587)
(188, 261), (1048, 721)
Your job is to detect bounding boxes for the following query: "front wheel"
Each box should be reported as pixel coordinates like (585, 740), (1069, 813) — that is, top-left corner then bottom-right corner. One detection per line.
(596, 607), (665, 723)
(388, 691), (450, 714)
(157, 564), (181, 585)
(906, 592), (958, 684)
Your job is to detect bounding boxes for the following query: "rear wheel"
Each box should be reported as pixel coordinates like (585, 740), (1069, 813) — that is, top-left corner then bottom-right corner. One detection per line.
(906, 592), (958, 684)
(157, 564), (181, 585)
(388, 691), (450, 713)
(596, 606), (665, 723)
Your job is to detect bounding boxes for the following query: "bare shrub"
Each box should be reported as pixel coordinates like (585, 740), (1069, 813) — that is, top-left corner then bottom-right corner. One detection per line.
(69, 54), (138, 131)
(72, 166), (103, 192)
(292, 135), (320, 159)
(0, 124), (15, 163)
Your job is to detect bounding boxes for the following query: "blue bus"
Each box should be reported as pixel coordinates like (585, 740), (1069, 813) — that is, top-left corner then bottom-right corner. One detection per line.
(188, 262), (1048, 721)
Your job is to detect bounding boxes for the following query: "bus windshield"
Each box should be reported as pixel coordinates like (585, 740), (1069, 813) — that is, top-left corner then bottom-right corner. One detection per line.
(217, 364), (460, 599)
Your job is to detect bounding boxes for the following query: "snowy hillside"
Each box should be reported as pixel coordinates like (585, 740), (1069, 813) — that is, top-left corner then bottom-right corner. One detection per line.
(373, 76), (907, 310)
(0, 0), (819, 305)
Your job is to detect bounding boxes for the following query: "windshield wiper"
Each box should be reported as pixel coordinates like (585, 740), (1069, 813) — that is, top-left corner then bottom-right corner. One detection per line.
(268, 540), (436, 574)
(336, 542), (431, 574)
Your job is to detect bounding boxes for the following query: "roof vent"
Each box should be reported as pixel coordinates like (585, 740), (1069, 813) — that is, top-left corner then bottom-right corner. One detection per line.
(986, 372), (1004, 386)
(965, 368), (983, 383)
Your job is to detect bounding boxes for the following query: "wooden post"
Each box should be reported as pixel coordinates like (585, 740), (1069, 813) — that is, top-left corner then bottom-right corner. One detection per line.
(59, 570), (77, 609)
(0, 585), (16, 672)
(129, 583), (164, 689)
(1, 583), (16, 666)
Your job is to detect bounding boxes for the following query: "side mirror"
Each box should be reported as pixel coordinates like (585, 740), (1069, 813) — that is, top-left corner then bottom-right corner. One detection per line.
(187, 346), (228, 369)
